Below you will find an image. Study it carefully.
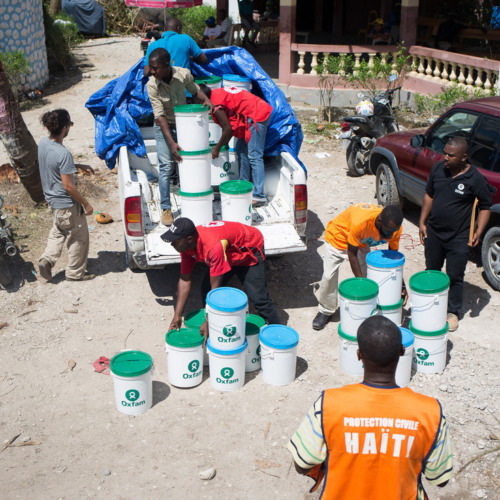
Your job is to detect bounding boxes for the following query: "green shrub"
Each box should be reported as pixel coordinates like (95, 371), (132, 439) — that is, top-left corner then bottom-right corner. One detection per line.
(0, 50), (31, 97)
(168, 5), (217, 40)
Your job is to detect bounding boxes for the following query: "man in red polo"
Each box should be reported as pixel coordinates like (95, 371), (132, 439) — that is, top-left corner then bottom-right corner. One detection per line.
(163, 218), (281, 341)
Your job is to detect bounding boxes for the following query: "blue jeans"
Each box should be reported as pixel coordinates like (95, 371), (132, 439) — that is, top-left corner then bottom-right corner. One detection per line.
(154, 124), (177, 210)
(236, 118), (268, 201)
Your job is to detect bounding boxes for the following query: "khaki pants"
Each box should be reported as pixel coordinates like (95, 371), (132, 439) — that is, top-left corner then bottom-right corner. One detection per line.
(40, 204), (89, 280)
(315, 243), (368, 316)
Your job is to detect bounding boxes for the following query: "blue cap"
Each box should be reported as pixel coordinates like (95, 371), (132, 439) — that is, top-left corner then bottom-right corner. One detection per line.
(223, 74), (251, 82)
(205, 16), (216, 24)
(206, 287), (247, 312)
(399, 327), (414, 348)
(207, 338), (248, 355)
(366, 250), (405, 269)
(259, 325), (299, 349)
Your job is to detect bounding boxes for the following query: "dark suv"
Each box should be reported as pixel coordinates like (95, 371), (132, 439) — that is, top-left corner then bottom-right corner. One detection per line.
(369, 97), (500, 291)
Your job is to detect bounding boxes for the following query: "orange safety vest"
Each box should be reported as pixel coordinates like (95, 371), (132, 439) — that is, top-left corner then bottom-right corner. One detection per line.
(321, 384), (442, 500)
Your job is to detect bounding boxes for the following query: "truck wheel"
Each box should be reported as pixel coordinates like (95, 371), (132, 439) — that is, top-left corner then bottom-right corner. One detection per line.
(481, 226), (500, 291)
(376, 162), (402, 209)
(346, 142), (367, 177)
(125, 238), (139, 271)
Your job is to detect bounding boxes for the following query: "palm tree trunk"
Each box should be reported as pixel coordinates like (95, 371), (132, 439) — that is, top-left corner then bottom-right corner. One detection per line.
(0, 60), (44, 203)
(49, 0), (62, 16)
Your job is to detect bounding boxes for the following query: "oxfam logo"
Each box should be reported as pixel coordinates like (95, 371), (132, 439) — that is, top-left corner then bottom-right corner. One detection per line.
(125, 389), (140, 402)
(223, 325), (237, 337)
(188, 360), (200, 373)
(223, 162), (231, 172)
(416, 348), (430, 361)
(249, 204), (252, 213)
(221, 367), (234, 379)
(257, 345), (261, 356)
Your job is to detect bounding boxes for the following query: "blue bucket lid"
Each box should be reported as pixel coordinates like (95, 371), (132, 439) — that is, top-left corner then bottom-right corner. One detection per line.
(207, 338), (248, 355)
(399, 327), (414, 347)
(366, 250), (405, 268)
(259, 325), (299, 349)
(223, 74), (251, 82)
(206, 287), (247, 312)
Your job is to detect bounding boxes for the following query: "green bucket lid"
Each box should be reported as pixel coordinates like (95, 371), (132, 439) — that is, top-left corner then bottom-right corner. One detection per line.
(339, 277), (379, 301)
(174, 104), (209, 114)
(219, 145), (229, 152)
(179, 189), (213, 197)
(246, 314), (266, 336)
(338, 325), (358, 342)
(184, 309), (206, 329)
(219, 180), (253, 194)
(409, 271), (450, 294)
(377, 298), (404, 311)
(409, 320), (449, 337)
(166, 328), (204, 348)
(178, 148), (212, 156)
(195, 76), (222, 85)
(110, 350), (152, 377)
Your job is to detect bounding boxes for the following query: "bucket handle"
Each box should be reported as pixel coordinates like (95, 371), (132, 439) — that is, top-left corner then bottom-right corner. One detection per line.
(374, 269), (397, 288)
(345, 303), (378, 320)
(410, 295), (440, 312)
(260, 345), (274, 360)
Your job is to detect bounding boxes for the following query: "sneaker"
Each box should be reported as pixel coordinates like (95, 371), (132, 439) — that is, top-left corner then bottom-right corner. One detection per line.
(447, 313), (459, 332)
(38, 259), (52, 280)
(252, 199), (267, 208)
(162, 209), (173, 226)
(67, 271), (96, 282)
(312, 312), (331, 331)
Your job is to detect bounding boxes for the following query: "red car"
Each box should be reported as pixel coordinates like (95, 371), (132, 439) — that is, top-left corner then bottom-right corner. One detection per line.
(369, 97), (500, 291)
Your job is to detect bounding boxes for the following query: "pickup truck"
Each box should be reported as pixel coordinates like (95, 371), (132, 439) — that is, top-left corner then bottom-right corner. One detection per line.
(119, 127), (308, 270)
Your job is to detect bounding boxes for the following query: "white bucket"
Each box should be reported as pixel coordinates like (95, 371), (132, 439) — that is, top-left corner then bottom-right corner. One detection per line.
(409, 271), (449, 332)
(228, 136), (238, 150)
(376, 298), (404, 326)
(223, 74), (252, 92)
(259, 325), (299, 386)
(179, 189), (213, 226)
(220, 180), (253, 226)
(165, 328), (204, 388)
(178, 148), (212, 193)
(195, 75), (222, 90)
(410, 321), (449, 374)
(366, 250), (405, 306)
(245, 314), (265, 372)
(207, 339), (247, 391)
(211, 146), (238, 186)
(338, 326), (363, 377)
(338, 278), (379, 337)
(206, 287), (248, 350)
(396, 327), (414, 387)
(208, 116), (222, 146)
(110, 350), (153, 415)
(228, 148), (239, 174)
(184, 309), (209, 366)
(174, 104), (209, 152)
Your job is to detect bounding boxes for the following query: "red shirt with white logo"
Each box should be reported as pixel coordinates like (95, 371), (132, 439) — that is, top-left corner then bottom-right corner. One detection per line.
(180, 221), (264, 276)
(210, 87), (273, 142)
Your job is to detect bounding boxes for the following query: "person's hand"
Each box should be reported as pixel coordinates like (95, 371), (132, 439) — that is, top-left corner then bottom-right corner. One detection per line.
(169, 316), (182, 331)
(77, 164), (95, 174)
(169, 141), (183, 163)
(200, 319), (209, 346)
(211, 146), (220, 159)
(468, 231), (481, 247)
(402, 287), (408, 306)
(418, 223), (427, 245)
(83, 203), (93, 216)
(204, 100), (215, 114)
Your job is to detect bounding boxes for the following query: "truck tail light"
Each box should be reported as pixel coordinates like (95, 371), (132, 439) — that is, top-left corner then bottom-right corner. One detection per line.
(294, 185), (307, 225)
(124, 196), (143, 237)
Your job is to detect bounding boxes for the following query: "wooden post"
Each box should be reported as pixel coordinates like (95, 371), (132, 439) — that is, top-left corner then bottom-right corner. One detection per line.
(279, 0), (296, 85)
(400, 0), (419, 46)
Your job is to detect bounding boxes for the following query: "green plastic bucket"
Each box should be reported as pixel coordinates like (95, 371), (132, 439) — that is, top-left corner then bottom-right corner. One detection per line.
(245, 314), (265, 372)
(174, 104), (209, 152)
(338, 325), (363, 376)
(220, 180), (254, 226)
(410, 321), (449, 374)
(184, 309), (208, 366)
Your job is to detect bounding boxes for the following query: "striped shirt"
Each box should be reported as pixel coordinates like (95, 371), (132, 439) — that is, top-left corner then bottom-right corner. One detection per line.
(288, 390), (453, 499)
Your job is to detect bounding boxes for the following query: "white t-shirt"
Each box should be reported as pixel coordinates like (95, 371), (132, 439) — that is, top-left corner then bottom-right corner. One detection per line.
(221, 17), (232, 43)
(204, 25), (222, 40)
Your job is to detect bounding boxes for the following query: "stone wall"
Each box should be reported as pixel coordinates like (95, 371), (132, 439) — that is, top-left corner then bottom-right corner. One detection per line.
(0, 0), (49, 91)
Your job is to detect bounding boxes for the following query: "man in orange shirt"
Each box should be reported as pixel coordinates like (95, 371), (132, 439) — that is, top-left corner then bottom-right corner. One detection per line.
(313, 203), (403, 330)
(288, 316), (453, 499)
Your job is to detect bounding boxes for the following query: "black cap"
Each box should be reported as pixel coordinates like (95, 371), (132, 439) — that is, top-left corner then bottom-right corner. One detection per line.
(160, 217), (196, 242)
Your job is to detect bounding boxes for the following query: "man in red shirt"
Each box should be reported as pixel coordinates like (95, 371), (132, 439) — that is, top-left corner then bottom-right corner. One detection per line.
(197, 84), (273, 206)
(163, 218), (281, 341)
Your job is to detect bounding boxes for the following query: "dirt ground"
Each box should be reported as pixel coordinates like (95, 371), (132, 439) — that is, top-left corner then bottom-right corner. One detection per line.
(0, 36), (499, 500)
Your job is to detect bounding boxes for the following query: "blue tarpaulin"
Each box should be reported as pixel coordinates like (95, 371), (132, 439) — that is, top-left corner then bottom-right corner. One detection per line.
(62, 0), (105, 35)
(85, 46), (304, 171)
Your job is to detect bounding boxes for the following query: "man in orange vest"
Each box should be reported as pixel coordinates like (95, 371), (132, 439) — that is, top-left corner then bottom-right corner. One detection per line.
(288, 315), (453, 499)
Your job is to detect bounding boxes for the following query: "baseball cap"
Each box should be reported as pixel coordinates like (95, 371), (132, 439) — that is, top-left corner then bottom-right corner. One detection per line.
(374, 18), (385, 25)
(160, 217), (196, 242)
(205, 16), (216, 24)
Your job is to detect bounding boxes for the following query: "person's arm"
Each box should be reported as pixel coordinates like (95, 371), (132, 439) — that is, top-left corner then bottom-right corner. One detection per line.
(169, 273), (192, 331)
(347, 243), (363, 277)
(419, 193), (433, 244)
(199, 274), (224, 343)
(470, 209), (490, 247)
(194, 89), (214, 114)
(156, 115), (182, 163)
(75, 164), (95, 174)
(212, 108), (233, 159)
(61, 175), (93, 215)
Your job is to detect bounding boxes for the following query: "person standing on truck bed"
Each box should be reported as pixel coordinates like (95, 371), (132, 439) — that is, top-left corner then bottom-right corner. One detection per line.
(163, 218), (282, 342)
(418, 136), (491, 332)
(312, 204), (404, 331)
(197, 84), (273, 207)
(146, 48), (213, 226)
(143, 17), (207, 77)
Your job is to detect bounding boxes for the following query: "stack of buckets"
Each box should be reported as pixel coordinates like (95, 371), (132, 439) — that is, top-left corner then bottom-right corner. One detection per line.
(409, 271), (450, 374)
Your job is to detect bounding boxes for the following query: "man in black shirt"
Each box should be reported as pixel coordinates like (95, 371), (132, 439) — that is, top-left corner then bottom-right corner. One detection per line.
(419, 137), (491, 331)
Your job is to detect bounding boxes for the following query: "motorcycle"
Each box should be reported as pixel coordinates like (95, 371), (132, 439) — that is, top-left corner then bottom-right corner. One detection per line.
(340, 74), (401, 177)
(0, 194), (17, 287)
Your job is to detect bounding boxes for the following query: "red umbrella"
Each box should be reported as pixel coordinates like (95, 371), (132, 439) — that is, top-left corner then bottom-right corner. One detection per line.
(125, 0), (203, 27)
